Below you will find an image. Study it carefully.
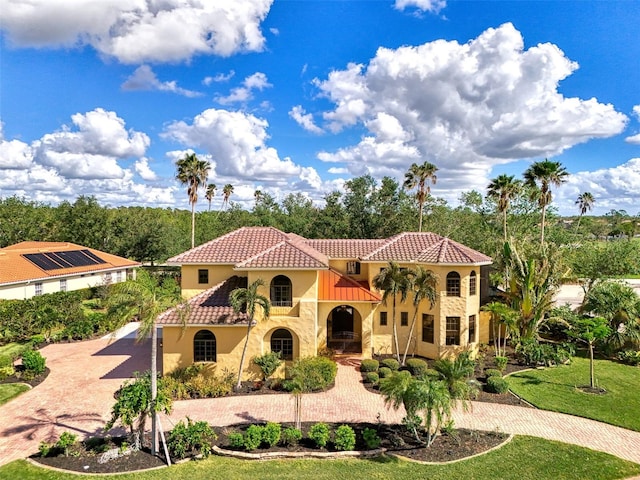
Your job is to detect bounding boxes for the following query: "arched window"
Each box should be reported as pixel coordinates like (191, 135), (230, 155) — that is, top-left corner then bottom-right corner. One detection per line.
(194, 330), (216, 362)
(446, 272), (461, 297)
(469, 270), (477, 296)
(271, 329), (293, 360)
(270, 275), (292, 307)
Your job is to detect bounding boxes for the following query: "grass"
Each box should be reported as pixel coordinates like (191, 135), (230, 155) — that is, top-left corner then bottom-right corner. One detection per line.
(508, 356), (640, 431)
(0, 383), (30, 406)
(0, 342), (30, 359)
(1, 436), (639, 480)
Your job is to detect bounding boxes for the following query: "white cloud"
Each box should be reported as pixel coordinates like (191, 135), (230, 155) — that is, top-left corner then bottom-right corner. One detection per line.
(289, 105), (323, 134)
(203, 71), (235, 86)
(134, 157), (159, 181)
(122, 65), (201, 97)
(633, 105), (640, 120)
(394, 0), (446, 14)
(163, 108), (300, 181)
(626, 133), (640, 145)
(270, 28), (280, 36)
(312, 23), (627, 203)
(0, 0), (274, 64)
(556, 158), (640, 215)
(215, 72), (272, 105)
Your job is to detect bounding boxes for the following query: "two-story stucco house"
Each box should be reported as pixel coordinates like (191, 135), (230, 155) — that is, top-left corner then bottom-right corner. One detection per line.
(158, 227), (492, 378)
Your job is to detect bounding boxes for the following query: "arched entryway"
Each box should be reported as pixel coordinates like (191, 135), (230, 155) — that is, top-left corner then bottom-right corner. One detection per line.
(327, 305), (362, 353)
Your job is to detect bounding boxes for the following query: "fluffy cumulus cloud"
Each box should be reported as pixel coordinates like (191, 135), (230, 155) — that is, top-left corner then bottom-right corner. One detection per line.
(122, 65), (202, 97)
(215, 72), (272, 105)
(0, 109), (173, 206)
(625, 105), (640, 144)
(289, 105), (323, 134)
(556, 158), (640, 215)
(394, 0), (446, 14)
(0, 0), (274, 63)
(311, 23), (628, 202)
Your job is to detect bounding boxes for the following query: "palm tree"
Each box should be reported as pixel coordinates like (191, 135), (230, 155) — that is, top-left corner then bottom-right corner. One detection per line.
(403, 161), (438, 232)
(105, 270), (185, 455)
(229, 278), (271, 391)
(433, 351), (480, 408)
(401, 267), (437, 366)
(221, 184), (234, 211)
(523, 159), (569, 245)
(175, 153), (211, 249)
(575, 192), (595, 229)
(254, 189), (263, 205)
(481, 301), (518, 357)
(205, 184), (217, 211)
(373, 262), (411, 363)
(486, 174), (522, 241)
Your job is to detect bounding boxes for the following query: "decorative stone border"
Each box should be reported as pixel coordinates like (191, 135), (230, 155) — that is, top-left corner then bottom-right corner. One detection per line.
(212, 444), (387, 460)
(387, 434), (514, 465)
(26, 458), (168, 476)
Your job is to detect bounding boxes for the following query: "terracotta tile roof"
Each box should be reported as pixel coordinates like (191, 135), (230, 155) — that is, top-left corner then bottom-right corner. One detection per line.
(317, 269), (381, 302)
(0, 241), (140, 285)
(361, 232), (492, 265)
(167, 227), (491, 269)
(158, 276), (249, 326)
(306, 239), (385, 258)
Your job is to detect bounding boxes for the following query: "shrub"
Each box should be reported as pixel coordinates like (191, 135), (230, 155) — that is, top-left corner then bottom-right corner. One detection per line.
(360, 359), (379, 372)
(424, 368), (440, 379)
(162, 376), (191, 400)
(406, 358), (429, 377)
(262, 422), (281, 448)
(309, 422), (330, 448)
(186, 371), (235, 398)
(362, 428), (381, 449)
(22, 349), (46, 376)
(380, 358), (400, 371)
(494, 356), (508, 372)
(485, 369), (503, 379)
(228, 432), (245, 449)
(486, 376), (509, 394)
(378, 367), (392, 379)
(63, 316), (94, 340)
(38, 441), (52, 457)
(285, 356), (337, 392)
(244, 425), (264, 451)
(618, 350), (640, 366)
(334, 425), (356, 451)
(0, 365), (15, 380)
(56, 432), (78, 457)
(167, 418), (217, 459)
(364, 372), (379, 384)
(280, 427), (302, 446)
(253, 352), (283, 380)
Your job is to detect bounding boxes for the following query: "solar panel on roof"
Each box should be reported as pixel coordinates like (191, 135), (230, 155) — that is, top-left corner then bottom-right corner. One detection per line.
(58, 250), (95, 267)
(44, 252), (74, 268)
(82, 249), (107, 265)
(23, 253), (63, 271)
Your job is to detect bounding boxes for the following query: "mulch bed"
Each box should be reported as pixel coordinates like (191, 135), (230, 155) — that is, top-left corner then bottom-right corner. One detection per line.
(33, 448), (166, 474)
(0, 366), (50, 388)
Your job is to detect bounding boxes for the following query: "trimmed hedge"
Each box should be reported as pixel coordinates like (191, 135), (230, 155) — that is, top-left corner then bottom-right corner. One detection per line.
(406, 358), (429, 377)
(360, 359), (379, 373)
(378, 367), (392, 379)
(380, 358), (400, 371)
(364, 372), (379, 384)
(485, 369), (503, 379)
(486, 376), (509, 394)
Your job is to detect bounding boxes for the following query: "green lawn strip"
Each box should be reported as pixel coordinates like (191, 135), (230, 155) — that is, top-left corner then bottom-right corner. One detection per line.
(509, 357), (640, 431)
(0, 383), (30, 406)
(0, 342), (30, 359)
(0, 436), (638, 480)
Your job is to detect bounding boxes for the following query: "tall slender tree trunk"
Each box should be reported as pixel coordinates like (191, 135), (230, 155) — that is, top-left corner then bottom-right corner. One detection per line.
(236, 323), (253, 390)
(190, 203), (196, 249)
(503, 210), (508, 242)
(418, 199), (424, 232)
(392, 297), (400, 363)
(589, 342), (595, 388)
(151, 322), (158, 456)
(402, 309), (419, 366)
(540, 205), (546, 245)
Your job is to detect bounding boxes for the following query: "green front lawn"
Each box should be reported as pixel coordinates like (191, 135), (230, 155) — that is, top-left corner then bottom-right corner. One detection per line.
(508, 356), (640, 431)
(0, 436), (638, 480)
(0, 342), (29, 359)
(0, 383), (30, 406)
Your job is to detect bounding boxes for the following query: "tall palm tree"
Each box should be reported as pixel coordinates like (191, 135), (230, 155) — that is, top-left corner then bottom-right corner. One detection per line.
(401, 266), (437, 365)
(221, 184), (234, 211)
(575, 192), (595, 229)
(205, 184), (217, 212)
(481, 301), (518, 357)
(229, 278), (271, 391)
(175, 153), (211, 249)
(403, 161), (438, 232)
(373, 262), (411, 363)
(523, 159), (569, 245)
(105, 270), (185, 455)
(486, 174), (522, 241)
(254, 189), (263, 205)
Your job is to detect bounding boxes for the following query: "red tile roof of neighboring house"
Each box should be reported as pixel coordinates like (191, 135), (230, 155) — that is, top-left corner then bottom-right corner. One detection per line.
(168, 227), (491, 269)
(0, 241), (140, 285)
(318, 269), (381, 302)
(158, 276), (250, 326)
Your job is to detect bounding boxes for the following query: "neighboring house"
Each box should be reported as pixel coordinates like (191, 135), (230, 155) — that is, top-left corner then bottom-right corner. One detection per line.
(159, 227), (493, 379)
(0, 241), (140, 300)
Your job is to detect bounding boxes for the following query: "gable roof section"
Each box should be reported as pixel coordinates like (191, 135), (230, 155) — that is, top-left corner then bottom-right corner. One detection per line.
(158, 276), (249, 326)
(306, 239), (385, 258)
(318, 269), (381, 302)
(361, 232), (492, 265)
(0, 241), (140, 286)
(236, 240), (328, 269)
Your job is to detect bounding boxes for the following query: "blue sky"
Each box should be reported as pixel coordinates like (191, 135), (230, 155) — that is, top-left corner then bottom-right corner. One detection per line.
(1, 0), (639, 216)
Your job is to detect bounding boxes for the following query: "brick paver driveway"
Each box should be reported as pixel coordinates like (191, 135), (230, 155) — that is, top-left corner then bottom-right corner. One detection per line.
(2, 327), (640, 472)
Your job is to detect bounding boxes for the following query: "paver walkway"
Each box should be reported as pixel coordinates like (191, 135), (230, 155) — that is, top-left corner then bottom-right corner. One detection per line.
(1, 328), (640, 474)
